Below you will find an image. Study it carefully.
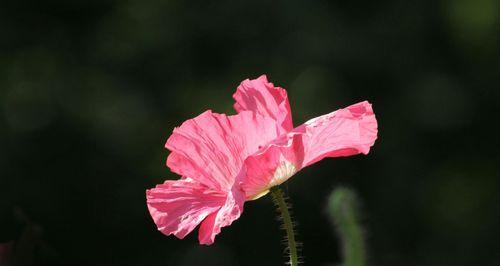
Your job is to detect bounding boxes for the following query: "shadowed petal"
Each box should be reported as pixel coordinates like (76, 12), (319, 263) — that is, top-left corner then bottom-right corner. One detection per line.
(166, 111), (280, 191)
(233, 75), (293, 134)
(146, 179), (226, 239)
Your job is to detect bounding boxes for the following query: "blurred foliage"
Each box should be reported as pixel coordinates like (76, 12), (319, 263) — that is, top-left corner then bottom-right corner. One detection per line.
(1, 0), (499, 265)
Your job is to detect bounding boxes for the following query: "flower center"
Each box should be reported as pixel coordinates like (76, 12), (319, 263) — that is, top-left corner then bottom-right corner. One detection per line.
(269, 160), (298, 187)
(249, 157), (298, 200)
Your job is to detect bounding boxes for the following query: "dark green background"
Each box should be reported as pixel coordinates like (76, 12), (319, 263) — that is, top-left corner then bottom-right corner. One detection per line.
(1, 0), (499, 265)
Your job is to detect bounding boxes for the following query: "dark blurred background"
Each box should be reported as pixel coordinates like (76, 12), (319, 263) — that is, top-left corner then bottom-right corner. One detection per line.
(1, 0), (499, 265)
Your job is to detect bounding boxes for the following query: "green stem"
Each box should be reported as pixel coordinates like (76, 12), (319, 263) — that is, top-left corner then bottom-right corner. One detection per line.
(328, 187), (366, 266)
(270, 186), (299, 266)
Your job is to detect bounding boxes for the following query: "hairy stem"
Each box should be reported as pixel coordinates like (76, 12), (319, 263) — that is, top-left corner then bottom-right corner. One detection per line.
(270, 186), (299, 266)
(328, 187), (366, 266)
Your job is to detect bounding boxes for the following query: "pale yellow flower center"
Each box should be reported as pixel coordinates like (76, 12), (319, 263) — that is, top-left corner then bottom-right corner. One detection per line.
(249, 157), (297, 200)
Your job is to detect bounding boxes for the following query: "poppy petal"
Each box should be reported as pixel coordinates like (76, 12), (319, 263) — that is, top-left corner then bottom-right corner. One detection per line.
(198, 187), (245, 245)
(299, 101), (378, 167)
(146, 179), (226, 239)
(233, 75), (293, 134)
(240, 101), (377, 199)
(165, 111), (280, 191)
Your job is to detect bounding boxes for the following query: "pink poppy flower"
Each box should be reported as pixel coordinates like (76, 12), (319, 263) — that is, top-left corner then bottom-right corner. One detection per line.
(146, 75), (378, 245)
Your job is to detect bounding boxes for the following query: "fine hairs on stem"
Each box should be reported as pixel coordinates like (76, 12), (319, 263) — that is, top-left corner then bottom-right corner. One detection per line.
(270, 186), (302, 266)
